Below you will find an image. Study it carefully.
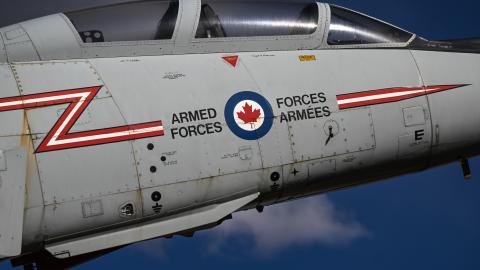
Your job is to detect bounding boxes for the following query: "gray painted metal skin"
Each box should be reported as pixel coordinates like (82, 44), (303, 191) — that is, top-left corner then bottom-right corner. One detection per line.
(0, 0), (478, 268)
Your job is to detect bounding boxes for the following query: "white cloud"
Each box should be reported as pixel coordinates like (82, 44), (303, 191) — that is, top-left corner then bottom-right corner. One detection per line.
(134, 195), (367, 259)
(207, 195), (367, 256)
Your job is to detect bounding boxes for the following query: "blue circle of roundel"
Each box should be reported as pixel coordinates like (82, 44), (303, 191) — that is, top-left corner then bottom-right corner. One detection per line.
(224, 91), (274, 140)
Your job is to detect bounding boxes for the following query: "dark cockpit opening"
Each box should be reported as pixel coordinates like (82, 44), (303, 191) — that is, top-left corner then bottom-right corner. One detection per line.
(327, 5), (413, 45)
(196, 4), (227, 38)
(66, 0), (179, 43)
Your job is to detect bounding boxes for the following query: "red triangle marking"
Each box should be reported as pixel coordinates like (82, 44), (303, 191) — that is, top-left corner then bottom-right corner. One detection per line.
(222, 56), (239, 67)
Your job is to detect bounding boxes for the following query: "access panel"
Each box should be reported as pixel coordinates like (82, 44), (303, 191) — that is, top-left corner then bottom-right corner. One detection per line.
(289, 107), (375, 162)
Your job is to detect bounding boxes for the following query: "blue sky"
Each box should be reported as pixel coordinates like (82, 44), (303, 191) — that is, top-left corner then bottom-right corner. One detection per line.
(1, 0), (480, 269)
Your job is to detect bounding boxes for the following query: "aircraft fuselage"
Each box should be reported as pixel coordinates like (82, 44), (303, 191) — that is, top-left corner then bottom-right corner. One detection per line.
(0, 1), (478, 268)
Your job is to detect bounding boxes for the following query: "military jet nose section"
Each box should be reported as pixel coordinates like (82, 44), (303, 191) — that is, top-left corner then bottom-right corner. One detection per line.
(409, 48), (480, 164)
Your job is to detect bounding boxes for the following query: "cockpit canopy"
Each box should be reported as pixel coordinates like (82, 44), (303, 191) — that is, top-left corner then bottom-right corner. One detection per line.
(0, 0), (417, 62)
(194, 1), (319, 38)
(65, 0), (413, 45)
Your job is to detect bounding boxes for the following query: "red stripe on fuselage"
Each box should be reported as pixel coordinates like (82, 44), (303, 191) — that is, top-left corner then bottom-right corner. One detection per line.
(337, 85), (468, 110)
(0, 86), (164, 153)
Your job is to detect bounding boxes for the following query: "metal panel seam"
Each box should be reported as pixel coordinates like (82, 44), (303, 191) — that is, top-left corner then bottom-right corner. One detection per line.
(8, 63), (45, 205)
(16, 24), (41, 61)
(238, 55), (268, 169)
(86, 60), (144, 212)
(408, 49), (435, 169)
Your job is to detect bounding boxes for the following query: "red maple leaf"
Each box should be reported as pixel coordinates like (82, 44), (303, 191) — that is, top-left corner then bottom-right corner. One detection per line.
(237, 102), (261, 124)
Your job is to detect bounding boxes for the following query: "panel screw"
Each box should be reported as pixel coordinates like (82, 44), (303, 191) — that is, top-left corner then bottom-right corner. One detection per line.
(150, 166), (157, 173)
(147, 143), (154, 150)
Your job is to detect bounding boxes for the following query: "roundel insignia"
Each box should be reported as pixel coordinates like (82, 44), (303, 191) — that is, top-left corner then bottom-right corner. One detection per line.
(224, 91), (274, 140)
